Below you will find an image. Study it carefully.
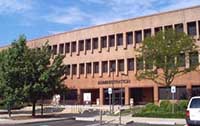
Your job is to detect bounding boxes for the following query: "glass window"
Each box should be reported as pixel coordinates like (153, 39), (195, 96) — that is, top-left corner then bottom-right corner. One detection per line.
(109, 35), (115, 47)
(93, 38), (98, 49)
(118, 59), (124, 71)
(189, 51), (199, 67)
(102, 61), (108, 73)
(86, 39), (91, 50)
(187, 21), (197, 36)
(72, 64), (77, 75)
(128, 58), (134, 71)
(117, 33), (123, 46)
(79, 40), (84, 51)
(48, 46), (52, 52)
(86, 63), (91, 74)
(144, 29), (151, 39)
(136, 58), (143, 70)
(59, 43), (64, 54)
(93, 62), (99, 73)
(126, 32), (133, 45)
(192, 86), (200, 97)
(190, 98), (200, 108)
(101, 36), (107, 48)
(164, 25), (173, 31)
(71, 42), (76, 52)
(135, 30), (142, 43)
(79, 63), (84, 74)
(177, 53), (185, 67)
(155, 27), (162, 35)
(175, 23), (184, 32)
(65, 43), (70, 53)
(110, 60), (116, 72)
(66, 65), (70, 75)
(53, 45), (57, 55)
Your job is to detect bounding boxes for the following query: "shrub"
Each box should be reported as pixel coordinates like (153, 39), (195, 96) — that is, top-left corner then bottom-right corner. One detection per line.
(177, 100), (188, 112)
(159, 100), (173, 112)
(142, 103), (159, 112)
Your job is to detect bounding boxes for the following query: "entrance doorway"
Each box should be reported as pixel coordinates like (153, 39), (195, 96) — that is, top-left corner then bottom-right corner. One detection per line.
(81, 89), (99, 105)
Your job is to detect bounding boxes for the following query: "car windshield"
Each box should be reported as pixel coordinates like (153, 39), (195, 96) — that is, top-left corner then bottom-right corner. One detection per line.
(190, 98), (200, 108)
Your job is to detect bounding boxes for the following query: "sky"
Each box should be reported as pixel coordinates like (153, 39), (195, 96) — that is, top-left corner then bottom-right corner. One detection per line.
(0, 0), (200, 47)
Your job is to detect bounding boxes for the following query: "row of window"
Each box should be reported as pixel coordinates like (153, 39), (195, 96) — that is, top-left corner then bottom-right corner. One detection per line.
(48, 20), (200, 55)
(66, 51), (199, 76)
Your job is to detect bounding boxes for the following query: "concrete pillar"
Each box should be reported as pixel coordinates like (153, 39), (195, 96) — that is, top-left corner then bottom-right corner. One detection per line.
(197, 21), (199, 39)
(70, 64), (73, 79)
(70, 42), (72, 56)
(116, 60), (118, 76)
(142, 30), (144, 41)
(183, 22), (188, 35)
(153, 85), (159, 104)
(134, 56), (137, 74)
(91, 39), (93, 54)
(185, 52), (190, 68)
(108, 60), (110, 77)
(99, 88), (104, 105)
(84, 62), (87, 78)
(133, 31), (136, 48)
(76, 41), (79, 56)
(91, 62), (94, 77)
(98, 37), (101, 53)
(99, 61), (102, 77)
(77, 89), (82, 104)
(106, 36), (109, 52)
(84, 40), (86, 55)
(77, 64), (80, 78)
(123, 32), (127, 49)
(186, 83), (192, 99)
(125, 87), (130, 105)
(124, 58), (128, 75)
(114, 34), (117, 50)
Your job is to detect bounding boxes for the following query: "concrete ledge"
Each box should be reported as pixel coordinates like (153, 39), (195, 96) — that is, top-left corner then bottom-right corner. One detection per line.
(148, 121), (176, 125)
(75, 117), (96, 121)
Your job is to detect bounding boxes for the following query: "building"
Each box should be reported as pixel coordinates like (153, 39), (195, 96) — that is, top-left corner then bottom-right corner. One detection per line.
(3, 6), (200, 105)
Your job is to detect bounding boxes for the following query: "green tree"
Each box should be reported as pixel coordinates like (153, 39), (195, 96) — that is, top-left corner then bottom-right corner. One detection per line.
(136, 29), (198, 87)
(0, 36), (29, 117)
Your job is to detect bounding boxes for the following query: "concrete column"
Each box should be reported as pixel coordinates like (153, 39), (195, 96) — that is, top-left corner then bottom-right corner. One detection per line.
(115, 34), (117, 50)
(186, 83), (192, 99)
(77, 89), (82, 104)
(153, 85), (159, 104)
(70, 42), (72, 56)
(142, 30), (144, 42)
(124, 58), (128, 75)
(183, 22), (188, 35)
(98, 37), (102, 53)
(106, 36), (109, 52)
(91, 62), (94, 77)
(123, 32), (127, 49)
(125, 87), (130, 105)
(185, 52), (190, 68)
(133, 31), (136, 48)
(151, 27), (155, 36)
(108, 60), (110, 77)
(116, 60), (118, 76)
(63, 43), (66, 54)
(99, 61), (102, 77)
(134, 57), (137, 74)
(99, 88), (104, 105)
(77, 64), (80, 78)
(196, 21), (199, 39)
(76, 41), (79, 56)
(84, 40), (86, 55)
(70, 64), (73, 79)
(91, 39), (93, 54)
(84, 62), (87, 78)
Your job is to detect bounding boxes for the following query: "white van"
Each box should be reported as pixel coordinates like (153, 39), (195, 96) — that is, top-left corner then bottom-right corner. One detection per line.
(186, 96), (200, 126)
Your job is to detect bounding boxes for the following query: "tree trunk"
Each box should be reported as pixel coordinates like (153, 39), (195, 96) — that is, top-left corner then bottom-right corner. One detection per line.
(32, 101), (36, 117)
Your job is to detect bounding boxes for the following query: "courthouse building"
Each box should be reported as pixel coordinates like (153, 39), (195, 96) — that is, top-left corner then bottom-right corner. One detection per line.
(3, 6), (200, 105)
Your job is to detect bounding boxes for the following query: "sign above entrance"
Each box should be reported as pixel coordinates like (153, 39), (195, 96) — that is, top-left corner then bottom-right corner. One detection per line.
(98, 79), (131, 85)
(171, 86), (176, 93)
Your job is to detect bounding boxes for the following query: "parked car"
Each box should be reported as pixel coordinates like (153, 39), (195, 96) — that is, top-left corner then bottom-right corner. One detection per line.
(186, 96), (200, 126)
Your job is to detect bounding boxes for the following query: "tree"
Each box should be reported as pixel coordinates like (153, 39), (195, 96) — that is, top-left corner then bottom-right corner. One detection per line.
(25, 43), (67, 117)
(136, 29), (198, 87)
(0, 36), (29, 117)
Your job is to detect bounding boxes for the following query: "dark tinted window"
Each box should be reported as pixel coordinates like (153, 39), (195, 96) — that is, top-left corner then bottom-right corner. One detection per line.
(128, 58), (134, 71)
(53, 45), (57, 55)
(110, 60), (116, 72)
(79, 40), (84, 51)
(86, 63), (91, 74)
(65, 43), (70, 53)
(164, 25), (173, 31)
(93, 62), (99, 73)
(187, 21), (197, 36)
(86, 39), (91, 50)
(59, 43), (64, 54)
(66, 65), (70, 75)
(135, 30), (142, 43)
(71, 42), (76, 52)
(175, 23), (183, 32)
(190, 98), (200, 108)
(118, 59), (124, 71)
(109, 35), (115, 47)
(79, 63), (84, 74)
(72, 64), (77, 75)
(126, 32), (133, 45)
(102, 61), (108, 73)
(144, 29), (151, 39)
(93, 38), (98, 49)
(101, 36), (107, 48)
(117, 33), (123, 46)
(155, 27), (162, 35)
(189, 51), (199, 67)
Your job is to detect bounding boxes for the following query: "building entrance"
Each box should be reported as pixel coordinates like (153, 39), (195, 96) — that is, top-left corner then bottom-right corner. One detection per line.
(130, 87), (153, 105)
(103, 88), (125, 105)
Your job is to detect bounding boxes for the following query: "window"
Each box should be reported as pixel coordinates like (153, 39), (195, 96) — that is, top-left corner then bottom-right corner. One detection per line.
(101, 36), (107, 48)
(189, 51), (199, 67)
(102, 61), (108, 73)
(109, 35), (115, 47)
(72, 64), (77, 75)
(155, 27), (162, 34)
(93, 62), (99, 73)
(187, 21), (197, 36)
(190, 98), (200, 108)
(128, 58), (134, 71)
(93, 38), (98, 49)
(164, 25), (173, 31)
(110, 60), (116, 72)
(79, 40), (84, 51)
(175, 23), (184, 32)
(135, 30), (142, 43)
(53, 45), (57, 55)
(136, 58), (143, 70)
(71, 42), (76, 52)
(144, 29), (151, 39)
(118, 59), (124, 71)
(79, 63), (84, 74)
(177, 53), (185, 67)
(86, 63), (91, 74)
(86, 39), (91, 50)
(117, 33), (123, 46)
(59, 43), (64, 54)
(65, 43), (70, 53)
(126, 32), (133, 45)
(66, 65), (70, 75)
(48, 46), (52, 52)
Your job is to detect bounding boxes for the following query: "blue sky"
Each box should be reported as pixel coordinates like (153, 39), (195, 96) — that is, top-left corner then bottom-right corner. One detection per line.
(0, 0), (200, 47)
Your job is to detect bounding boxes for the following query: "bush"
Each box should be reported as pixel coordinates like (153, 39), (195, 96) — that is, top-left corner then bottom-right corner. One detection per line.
(133, 111), (185, 118)
(177, 100), (188, 112)
(143, 103), (159, 112)
(159, 100), (173, 112)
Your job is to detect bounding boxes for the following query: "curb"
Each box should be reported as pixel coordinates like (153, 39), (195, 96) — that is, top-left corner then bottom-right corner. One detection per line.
(75, 117), (96, 121)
